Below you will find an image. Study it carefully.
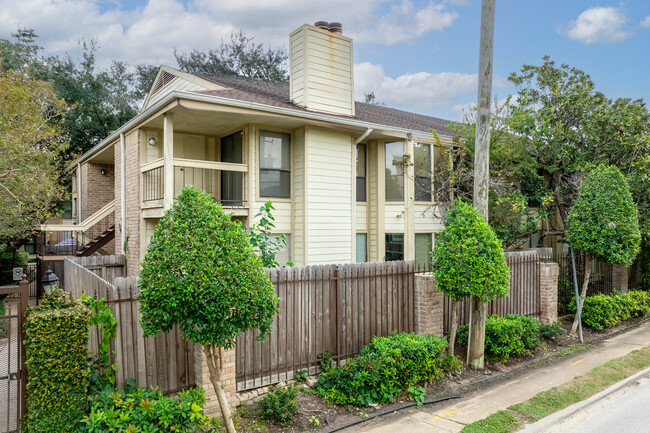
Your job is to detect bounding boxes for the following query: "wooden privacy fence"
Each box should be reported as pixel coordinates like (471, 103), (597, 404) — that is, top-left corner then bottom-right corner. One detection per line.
(64, 258), (195, 395)
(236, 261), (416, 391)
(442, 252), (542, 333)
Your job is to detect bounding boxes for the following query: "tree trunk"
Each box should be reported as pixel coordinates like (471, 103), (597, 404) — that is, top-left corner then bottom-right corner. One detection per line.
(204, 344), (237, 433)
(448, 299), (459, 357)
(467, 295), (486, 369)
(570, 254), (593, 336)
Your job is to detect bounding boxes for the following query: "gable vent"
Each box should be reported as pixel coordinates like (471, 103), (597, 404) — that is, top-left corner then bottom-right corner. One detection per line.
(152, 70), (176, 95)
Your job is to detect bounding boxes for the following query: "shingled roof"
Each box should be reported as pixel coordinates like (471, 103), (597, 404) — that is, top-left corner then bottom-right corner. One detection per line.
(196, 74), (457, 137)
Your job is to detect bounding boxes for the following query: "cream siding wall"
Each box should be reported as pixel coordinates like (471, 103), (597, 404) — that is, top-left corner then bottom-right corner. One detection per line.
(414, 204), (444, 232)
(293, 128), (306, 265)
(356, 205), (367, 232)
(384, 204), (406, 232)
(367, 142), (380, 261)
(305, 128), (353, 264)
(289, 25), (354, 116)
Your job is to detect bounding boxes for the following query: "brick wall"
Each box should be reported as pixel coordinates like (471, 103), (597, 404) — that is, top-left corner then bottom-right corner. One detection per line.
(414, 273), (444, 337)
(539, 262), (559, 323)
(611, 264), (629, 293)
(114, 130), (141, 276)
(80, 162), (115, 220)
(194, 345), (237, 418)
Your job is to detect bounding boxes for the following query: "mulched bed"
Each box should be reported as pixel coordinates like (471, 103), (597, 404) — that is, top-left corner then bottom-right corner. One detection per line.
(235, 314), (649, 433)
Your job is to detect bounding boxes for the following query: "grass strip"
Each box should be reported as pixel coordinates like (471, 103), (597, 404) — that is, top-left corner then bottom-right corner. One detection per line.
(460, 344), (650, 432)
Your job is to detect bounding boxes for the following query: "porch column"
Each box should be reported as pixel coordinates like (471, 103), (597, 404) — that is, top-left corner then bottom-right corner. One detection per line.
(163, 114), (174, 210)
(612, 264), (629, 294)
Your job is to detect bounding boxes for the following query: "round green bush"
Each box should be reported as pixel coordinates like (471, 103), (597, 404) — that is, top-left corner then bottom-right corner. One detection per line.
(433, 200), (510, 302)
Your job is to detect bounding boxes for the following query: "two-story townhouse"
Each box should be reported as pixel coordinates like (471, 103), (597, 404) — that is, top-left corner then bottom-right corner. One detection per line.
(44, 22), (459, 275)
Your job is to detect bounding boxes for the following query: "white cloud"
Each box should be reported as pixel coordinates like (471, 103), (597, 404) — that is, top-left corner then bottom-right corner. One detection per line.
(641, 16), (650, 28)
(563, 7), (631, 44)
(0, 0), (462, 67)
(355, 62), (510, 115)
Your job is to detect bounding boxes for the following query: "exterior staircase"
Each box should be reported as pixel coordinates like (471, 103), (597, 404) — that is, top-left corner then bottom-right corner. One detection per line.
(76, 225), (116, 256)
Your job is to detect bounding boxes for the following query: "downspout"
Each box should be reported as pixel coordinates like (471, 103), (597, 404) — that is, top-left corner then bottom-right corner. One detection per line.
(77, 163), (82, 223)
(120, 133), (126, 254)
(353, 128), (373, 261)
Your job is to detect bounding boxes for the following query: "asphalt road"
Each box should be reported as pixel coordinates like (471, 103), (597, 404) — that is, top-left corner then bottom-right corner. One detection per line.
(524, 369), (650, 433)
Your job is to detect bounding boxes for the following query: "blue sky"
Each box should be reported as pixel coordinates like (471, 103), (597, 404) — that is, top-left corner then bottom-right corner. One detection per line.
(2, 0), (650, 121)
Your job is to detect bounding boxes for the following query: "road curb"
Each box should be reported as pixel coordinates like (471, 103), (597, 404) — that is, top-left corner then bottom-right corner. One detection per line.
(519, 365), (650, 432)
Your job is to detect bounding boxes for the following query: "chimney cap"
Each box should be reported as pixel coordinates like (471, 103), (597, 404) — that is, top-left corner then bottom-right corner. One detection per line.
(314, 21), (329, 30)
(329, 22), (343, 34)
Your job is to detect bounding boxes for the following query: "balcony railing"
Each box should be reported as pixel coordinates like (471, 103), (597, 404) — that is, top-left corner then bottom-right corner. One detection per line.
(143, 165), (163, 202)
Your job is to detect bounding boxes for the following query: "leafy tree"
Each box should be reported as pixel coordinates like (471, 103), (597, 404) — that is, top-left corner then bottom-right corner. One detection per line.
(507, 57), (650, 240)
(432, 200), (510, 356)
(139, 187), (278, 433)
(566, 165), (641, 335)
(0, 70), (69, 249)
(248, 201), (287, 268)
(0, 28), (47, 75)
(175, 30), (288, 83)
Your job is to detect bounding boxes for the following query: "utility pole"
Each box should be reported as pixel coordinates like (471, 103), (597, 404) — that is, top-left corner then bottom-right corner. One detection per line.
(467, 0), (495, 370)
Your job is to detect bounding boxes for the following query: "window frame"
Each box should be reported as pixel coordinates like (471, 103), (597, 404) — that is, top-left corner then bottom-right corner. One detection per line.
(259, 130), (291, 199)
(356, 143), (367, 202)
(414, 142), (432, 202)
(385, 233), (404, 261)
(356, 232), (368, 262)
(385, 141), (405, 202)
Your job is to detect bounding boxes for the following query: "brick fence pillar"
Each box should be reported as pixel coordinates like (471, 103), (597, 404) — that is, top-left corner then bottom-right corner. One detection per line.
(611, 264), (629, 294)
(539, 262), (559, 323)
(414, 273), (444, 336)
(194, 345), (238, 418)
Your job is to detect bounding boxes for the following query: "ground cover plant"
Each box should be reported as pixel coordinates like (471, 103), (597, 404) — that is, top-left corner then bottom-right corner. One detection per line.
(314, 333), (447, 406)
(259, 385), (300, 426)
(81, 386), (219, 432)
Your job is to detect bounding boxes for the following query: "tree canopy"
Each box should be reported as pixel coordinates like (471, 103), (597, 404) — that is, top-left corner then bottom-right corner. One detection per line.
(432, 200), (510, 302)
(139, 186), (278, 348)
(0, 70), (69, 249)
(566, 165), (640, 266)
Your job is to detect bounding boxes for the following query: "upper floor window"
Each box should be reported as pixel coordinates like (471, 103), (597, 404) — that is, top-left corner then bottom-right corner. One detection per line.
(356, 143), (367, 202)
(260, 131), (291, 198)
(414, 142), (432, 201)
(385, 141), (404, 201)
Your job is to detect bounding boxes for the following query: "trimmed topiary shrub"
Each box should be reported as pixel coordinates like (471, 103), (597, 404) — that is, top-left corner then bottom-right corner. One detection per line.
(259, 385), (301, 426)
(24, 289), (91, 432)
(315, 333), (447, 406)
(457, 315), (541, 363)
(81, 386), (219, 432)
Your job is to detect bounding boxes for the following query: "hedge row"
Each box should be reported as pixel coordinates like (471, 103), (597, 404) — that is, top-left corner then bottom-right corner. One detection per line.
(571, 290), (650, 330)
(24, 291), (91, 433)
(314, 333), (448, 406)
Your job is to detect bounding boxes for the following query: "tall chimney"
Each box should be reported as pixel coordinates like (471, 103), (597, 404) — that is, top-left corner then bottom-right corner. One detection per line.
(289, 22), (355, 117)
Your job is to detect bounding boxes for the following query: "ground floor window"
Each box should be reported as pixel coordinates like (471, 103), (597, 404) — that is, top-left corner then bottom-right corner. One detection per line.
(356, 233), (367, 262)
(385, 233), (404, 261)
(415, 233), (432, 269)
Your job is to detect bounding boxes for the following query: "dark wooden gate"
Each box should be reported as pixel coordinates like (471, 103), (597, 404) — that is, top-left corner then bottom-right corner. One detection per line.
(0, 278), (29, 433)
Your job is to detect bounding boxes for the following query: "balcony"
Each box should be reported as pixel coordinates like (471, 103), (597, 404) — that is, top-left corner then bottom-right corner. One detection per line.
(141, 158), (248, 217)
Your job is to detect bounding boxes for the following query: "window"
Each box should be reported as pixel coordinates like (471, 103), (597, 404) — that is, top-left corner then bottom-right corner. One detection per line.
(385, 233), (404, 261)
(260, 131), (291, 198)
(356, 233), (367, 262)
(415, 233), (432, 269)
(221, 131), (243, 205)
(414, 142), (432, 201)
(385, 142), (404, 201)
(356, 143), (367, 202)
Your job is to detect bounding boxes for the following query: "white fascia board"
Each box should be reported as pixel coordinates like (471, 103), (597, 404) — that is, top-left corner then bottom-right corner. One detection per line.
(76, 90), (452, 164)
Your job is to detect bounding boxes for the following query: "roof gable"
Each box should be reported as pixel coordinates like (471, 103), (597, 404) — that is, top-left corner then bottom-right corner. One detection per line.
(141, 66), (225, 111)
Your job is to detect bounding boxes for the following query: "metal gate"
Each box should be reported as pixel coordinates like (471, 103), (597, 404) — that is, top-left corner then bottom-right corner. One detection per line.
(0, 279), (28, 433)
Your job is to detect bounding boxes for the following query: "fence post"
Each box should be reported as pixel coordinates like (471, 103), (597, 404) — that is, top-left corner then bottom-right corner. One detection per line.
(413, 273), (444, 336)
(539, 262), (559, 323)
(194, 345), (238, 418)
(611, 264), (629, 294)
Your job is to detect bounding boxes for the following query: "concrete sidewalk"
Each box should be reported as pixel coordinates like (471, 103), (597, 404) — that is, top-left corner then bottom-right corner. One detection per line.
(349, 321), (650, 433)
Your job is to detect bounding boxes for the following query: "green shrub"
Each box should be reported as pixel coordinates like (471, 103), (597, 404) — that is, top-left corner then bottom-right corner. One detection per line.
(570, 291), (650, 330)
(538, 321), (566, 341)
(314, 333), (447, 406)
(81, 386), (219, 432)
(24, 289), (91, 433)
(457, 315), (541, 362)
(0, 301), (7, 339)
(442, 355), (463, 373)
(259, 385), (300, 426)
